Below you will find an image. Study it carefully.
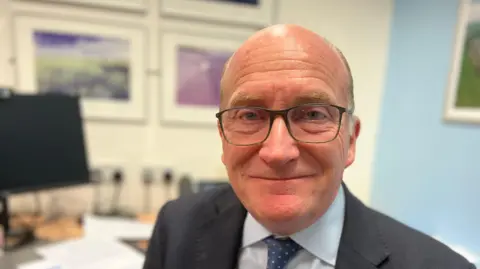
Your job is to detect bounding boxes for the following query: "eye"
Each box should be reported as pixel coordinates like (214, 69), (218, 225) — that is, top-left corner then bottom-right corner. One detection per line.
(292, 106), (330, 121)
(234, 108), (267, 121)
(304, 110), (327, 120)
(239, 110), (259, 120)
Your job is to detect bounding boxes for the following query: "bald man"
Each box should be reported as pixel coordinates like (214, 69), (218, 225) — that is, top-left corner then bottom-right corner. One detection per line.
(143, 25), (476, 269)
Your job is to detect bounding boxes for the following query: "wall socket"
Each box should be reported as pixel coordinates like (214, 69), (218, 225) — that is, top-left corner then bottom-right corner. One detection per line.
(89, 161), (124, 184)
(141, 166), (174, 185)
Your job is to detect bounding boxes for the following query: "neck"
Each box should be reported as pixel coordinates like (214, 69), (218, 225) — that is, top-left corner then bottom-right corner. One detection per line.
(261, 215), (316, 236)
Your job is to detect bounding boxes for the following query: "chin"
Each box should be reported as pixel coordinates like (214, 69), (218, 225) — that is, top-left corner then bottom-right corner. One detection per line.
(253, 195), (306, 222)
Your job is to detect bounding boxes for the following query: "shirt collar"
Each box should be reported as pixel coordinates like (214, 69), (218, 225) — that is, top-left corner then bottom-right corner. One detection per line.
(241, 185), (346, 266)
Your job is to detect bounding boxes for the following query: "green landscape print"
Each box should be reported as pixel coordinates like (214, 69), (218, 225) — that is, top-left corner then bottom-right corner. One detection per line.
(34, 30), (130, 101)
(456, 21), (480, 108)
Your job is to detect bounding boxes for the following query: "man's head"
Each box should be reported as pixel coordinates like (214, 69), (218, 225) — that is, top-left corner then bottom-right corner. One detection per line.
(217, 24), (361, 235)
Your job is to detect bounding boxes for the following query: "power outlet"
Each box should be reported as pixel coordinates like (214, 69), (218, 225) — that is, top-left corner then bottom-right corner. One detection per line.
(162, 168), (174, 186)
(141, 166), (177, 185)
(111, 168), (124, 184)
(89, 160), (125, 184)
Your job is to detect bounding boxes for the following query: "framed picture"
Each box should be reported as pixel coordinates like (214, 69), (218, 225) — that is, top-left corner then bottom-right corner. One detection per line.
(444, 0), (480, 124)
(29, 0), (147, 12)
(160, 0), (274, 27)
(0, 0), (13, 87)
(160, 31), (244, 125)
(12, 14), (147, 121)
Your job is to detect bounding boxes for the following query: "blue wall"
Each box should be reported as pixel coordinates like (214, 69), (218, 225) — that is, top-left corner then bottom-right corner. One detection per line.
(371, 0), (480, 261)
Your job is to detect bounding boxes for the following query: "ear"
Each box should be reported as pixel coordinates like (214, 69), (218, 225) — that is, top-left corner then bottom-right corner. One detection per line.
(345, 117), (361, 168)
(218, 121), (226, 165)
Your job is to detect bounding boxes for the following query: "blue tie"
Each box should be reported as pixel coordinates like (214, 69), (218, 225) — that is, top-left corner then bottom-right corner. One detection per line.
(264, 236), (302, 269)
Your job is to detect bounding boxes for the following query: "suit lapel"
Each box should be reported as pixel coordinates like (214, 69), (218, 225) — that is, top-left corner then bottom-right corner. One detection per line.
(191, 187), (247, 269)
(336, 183), (390, 269)
(336, 247), (382, 269)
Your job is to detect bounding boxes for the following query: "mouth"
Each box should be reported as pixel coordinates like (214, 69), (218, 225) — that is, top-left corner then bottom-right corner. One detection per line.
(247, 175), (314, 181)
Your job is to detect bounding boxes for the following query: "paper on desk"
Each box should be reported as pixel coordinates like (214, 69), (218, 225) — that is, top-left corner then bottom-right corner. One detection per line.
(82, 214), (154, 240)
(18, 259), (62, 269)
(35, 238), (144, 269)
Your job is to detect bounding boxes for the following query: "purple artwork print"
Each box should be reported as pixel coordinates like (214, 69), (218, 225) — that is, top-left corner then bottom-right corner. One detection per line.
(176, 46), (232, 107)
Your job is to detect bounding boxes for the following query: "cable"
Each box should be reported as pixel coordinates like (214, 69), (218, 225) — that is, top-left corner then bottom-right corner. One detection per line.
(110, 169), (124, 216)
(162, 169), (173, 201)
(142, 169), (154, 213)
(90, 168), (104, 215)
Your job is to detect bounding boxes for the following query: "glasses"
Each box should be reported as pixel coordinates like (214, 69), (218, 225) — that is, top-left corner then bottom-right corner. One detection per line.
(216, 103), (353, 146)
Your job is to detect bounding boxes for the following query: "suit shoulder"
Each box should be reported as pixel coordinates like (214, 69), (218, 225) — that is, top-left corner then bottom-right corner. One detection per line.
(369, 208), (474, 268)
(158, 185), (233, 223)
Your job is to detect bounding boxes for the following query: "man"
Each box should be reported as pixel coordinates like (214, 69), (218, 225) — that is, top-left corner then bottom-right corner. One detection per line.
(143, 24), (476, 269)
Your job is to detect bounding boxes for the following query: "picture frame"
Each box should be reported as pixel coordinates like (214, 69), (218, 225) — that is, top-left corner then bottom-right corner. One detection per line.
(12, 14), (148, 121)
(160, 0), (274, 27)
(160, 31), (245, 125)
(444, 0), (480, 124)
(27, 0), (147, 12)
(0, 0), (14, 87)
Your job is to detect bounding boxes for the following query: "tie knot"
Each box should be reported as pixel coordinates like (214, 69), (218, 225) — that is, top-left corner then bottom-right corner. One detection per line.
(263, 236), (302, 269)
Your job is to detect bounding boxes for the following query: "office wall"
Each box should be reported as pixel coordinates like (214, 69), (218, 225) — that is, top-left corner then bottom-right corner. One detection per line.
(0, 0), (392, 214)
(370, 0), (480, 264)
(0, 0), (13, 86)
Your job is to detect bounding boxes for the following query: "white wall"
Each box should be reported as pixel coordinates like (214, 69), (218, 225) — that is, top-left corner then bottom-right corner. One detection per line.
(0, 0), (392, 215)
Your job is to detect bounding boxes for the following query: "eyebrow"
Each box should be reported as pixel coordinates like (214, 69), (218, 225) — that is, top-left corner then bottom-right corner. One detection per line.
(228, 92), (265, 108)
(227, 91), (336, 108)
(291, 91), (335, 106)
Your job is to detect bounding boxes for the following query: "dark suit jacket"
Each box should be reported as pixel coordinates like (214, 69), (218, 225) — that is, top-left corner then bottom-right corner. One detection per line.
(143, 183), (476, 269)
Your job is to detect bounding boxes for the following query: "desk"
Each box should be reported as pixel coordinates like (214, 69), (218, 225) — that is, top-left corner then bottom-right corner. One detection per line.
(0, 241), (47, 269)
(0, 213), (155, 269)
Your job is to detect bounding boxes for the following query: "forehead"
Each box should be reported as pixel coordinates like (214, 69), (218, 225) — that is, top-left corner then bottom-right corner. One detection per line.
(228, 79), (337, 109)
(223, 41), (348, 109)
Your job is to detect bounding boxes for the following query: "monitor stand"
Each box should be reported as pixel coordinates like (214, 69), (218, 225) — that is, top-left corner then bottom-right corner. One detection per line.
(0, 192), (36, 251)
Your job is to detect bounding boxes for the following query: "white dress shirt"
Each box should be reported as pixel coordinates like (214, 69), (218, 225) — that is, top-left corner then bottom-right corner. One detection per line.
(237, 185), (345, 269)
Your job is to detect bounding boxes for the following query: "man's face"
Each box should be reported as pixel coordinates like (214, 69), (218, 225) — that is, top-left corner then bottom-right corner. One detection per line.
(219, 30), (360, 234)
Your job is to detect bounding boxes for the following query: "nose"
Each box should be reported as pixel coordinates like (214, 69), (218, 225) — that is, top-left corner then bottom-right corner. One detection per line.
(258, 117), (300, 168)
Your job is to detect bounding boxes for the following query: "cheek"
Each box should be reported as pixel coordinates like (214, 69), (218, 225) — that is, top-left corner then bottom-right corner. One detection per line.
(223, 145), (259, 202)
(222, 144), (258, 171)
(337, 131), (351, 160)
(305, 142), (343, 166)
(302, 141), (345, 182)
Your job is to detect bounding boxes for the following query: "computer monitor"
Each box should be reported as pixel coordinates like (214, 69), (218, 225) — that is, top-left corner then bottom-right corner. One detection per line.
(0, 93), (90, 194)
(0, 92), (90, 243)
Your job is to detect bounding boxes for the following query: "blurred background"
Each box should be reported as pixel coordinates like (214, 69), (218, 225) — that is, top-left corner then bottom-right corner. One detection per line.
(0, 0), (478, 268)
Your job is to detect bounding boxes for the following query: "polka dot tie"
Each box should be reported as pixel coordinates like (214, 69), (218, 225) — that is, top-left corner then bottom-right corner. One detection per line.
(264, 236), (302, 269)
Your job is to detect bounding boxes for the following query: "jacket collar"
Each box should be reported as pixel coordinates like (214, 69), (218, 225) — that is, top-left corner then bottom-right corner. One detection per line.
(188, 186), (247, 269)
(335, 183), (390, 269)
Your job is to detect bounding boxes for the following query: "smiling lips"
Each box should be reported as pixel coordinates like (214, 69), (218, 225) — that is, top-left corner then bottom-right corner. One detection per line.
(248, 175), (314, 181)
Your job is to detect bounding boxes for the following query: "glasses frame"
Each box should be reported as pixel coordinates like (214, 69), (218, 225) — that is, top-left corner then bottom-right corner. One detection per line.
(215, 103), (354, 146)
